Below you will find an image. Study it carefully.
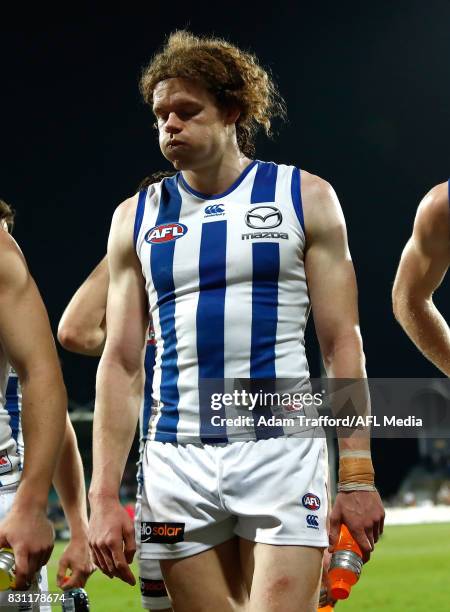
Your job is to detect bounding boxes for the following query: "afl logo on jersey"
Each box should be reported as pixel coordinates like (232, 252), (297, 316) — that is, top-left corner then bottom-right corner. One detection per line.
(145, 223), (188, 244)
(302, 493), (321, 511)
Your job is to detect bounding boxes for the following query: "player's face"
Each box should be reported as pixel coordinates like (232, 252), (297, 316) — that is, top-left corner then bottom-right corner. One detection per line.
(153, 78), (232, 171)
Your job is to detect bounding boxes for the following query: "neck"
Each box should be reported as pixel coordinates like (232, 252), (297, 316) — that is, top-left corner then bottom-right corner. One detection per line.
(182, 149), (253, 196)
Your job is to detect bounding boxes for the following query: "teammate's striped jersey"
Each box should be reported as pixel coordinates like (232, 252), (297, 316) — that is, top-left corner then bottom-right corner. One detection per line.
(0, 347), (22, 487)
(135, 160), (316, 444)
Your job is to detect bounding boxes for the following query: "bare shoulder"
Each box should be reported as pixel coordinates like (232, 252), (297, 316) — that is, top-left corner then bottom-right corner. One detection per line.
(111, 193), (140, 227)
(300, 170), (344, 238)
(0, 231), (28, 289)
(415, 181), (449, 233)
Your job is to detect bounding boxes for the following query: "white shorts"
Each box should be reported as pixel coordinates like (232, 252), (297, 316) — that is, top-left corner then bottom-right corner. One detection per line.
(135, 495), (171, 610)
(0, 487), (50, 612)
(137, 436), (329, 560)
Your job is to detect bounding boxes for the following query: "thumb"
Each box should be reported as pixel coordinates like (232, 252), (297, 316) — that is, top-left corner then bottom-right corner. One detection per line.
(56, 556), (69, 589)
(328, 516), (340, 552)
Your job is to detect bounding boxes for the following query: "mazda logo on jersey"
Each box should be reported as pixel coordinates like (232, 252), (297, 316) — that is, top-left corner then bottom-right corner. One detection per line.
(245, 206), (282, 229)
(302, 493), (321, 511)
(145, 223), (188, 244)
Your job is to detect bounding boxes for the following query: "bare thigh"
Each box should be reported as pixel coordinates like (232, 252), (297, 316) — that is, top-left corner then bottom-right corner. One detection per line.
(240, 538), (324, 612)
(160, 537), (248, 612)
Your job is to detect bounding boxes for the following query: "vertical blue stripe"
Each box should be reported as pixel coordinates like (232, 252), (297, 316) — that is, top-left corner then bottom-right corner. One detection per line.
(5, 376), (20, 445)
(142, 342), (156, 441)
(251, 161), (278, 203)
(291, 167), (305, 234)
(151, 177), (182, 442)
(133, 188), (148, 248)
(250, 243), (284, 438)
(197, 220), (228, 442)
(249, 161), (284, 438)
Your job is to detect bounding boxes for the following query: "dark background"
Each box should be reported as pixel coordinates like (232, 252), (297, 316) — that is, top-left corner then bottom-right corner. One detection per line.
(1, 3), (449, 497)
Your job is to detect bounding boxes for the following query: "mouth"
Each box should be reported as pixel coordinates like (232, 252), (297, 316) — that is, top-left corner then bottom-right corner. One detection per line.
(166, 139), (186, 149)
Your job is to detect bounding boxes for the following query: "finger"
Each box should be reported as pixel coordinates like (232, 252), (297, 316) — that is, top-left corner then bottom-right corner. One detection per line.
(350, 528), (372, 563)
(56, 557), (69, 588)
(91, 546), (113, 578)
(372, 519), (380, 544)
(123, 527), (136, 565)
(380, 513), (385, 536)
(13, 549), (30, 590)
(111, 547), (135, 585)
(328, 515), (340, 552)
(61, 570), (84, 590)
(364, 525), (375, 552)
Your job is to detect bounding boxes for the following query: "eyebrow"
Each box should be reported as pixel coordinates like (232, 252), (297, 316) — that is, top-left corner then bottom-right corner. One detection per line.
(153, 99), (202, 116)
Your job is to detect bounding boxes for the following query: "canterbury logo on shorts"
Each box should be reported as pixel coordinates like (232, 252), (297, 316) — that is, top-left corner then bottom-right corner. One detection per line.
(141, 521), (185, 544)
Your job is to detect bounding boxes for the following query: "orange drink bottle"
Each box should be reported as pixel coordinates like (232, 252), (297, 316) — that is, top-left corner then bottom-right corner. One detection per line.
(328, 524), (363, 600)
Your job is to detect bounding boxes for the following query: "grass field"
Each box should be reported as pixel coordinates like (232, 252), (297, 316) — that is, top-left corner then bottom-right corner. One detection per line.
(46, 523), (450, 611)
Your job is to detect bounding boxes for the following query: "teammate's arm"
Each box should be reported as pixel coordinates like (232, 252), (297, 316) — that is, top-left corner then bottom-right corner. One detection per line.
(53, 414), (95, 589)
(0, 231), (66, 588)
(58, 256), (109, 357)
(88, 195), (148, 586)
(392, 183), (450, 374)
(302, 172), (384, 562)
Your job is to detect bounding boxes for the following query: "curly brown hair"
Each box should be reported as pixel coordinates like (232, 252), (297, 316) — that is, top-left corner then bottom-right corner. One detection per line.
(140, 31), (286, 157)
(0, 199), (15, 232)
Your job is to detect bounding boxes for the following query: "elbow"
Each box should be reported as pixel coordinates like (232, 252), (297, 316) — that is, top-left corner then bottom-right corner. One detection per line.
(57, 323), (102, 354)
(321, 328), (365, 371)
(392, 285), (428, 326)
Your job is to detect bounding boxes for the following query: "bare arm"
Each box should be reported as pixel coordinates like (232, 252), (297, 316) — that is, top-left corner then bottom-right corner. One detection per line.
(392, 182), (450, 374)
(88, 195), (148, 585)
(0, 231), (66, 586)
(53, 414), (95, 589)
(58, 256), (109, 357)
(302, 172), (384, 560)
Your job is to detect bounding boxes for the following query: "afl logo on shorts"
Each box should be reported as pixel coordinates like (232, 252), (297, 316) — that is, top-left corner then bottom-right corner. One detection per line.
(302, 493), (321, 511)
(145, 223), (188, 244)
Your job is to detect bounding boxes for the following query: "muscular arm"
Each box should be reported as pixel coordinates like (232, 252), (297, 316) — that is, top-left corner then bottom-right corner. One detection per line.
(0, 232), (66, 506)
(58, 256), (109, 357)
(53, 414), (94, 588)
(302, 172), (384, 560)
(88, 195), (148, 584)
(392, 182), (450, 375)
(0, 231), (66, 586)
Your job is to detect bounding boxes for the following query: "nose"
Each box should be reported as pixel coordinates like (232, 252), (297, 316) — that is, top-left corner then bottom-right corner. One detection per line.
(165, 112), (182, 135)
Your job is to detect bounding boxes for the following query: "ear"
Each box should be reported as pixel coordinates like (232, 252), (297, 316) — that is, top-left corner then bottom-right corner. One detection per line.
(223, 106), (241, 126)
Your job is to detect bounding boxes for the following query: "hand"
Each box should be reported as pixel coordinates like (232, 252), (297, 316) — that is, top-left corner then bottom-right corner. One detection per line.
(56, 534), (96, 590)
(88, 496), (136, 585)
(0, 504), (54, 590)
(320, 549), (337, 607)
(329, 490), (385, 563)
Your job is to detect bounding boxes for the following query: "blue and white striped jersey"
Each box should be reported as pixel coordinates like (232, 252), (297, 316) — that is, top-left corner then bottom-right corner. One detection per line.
(0, 348), (23, 486)
(134, 160), (314, 444)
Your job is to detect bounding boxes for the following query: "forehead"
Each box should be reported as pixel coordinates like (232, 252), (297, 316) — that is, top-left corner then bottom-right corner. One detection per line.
(153, 77), (215, 109)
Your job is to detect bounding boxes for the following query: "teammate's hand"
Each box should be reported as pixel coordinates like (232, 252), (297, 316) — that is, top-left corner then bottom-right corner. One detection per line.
(88, 496), (136, 585)
(0, 503), (54, 589)
(329, 490), (385, 563)
(56, 534), (96, 590)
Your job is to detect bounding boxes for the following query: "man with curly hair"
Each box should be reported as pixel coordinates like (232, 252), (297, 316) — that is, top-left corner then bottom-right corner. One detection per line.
(88, 31), (384, 611)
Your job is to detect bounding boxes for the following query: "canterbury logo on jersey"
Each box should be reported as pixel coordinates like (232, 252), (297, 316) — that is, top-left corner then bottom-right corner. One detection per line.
(204, 204), (225, 217)
(140, 521), (185, 543)
(145, 223), (188, 244)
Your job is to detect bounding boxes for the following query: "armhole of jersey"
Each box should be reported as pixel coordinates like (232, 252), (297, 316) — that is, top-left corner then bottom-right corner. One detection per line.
(291, 167), (305, 235)
(133, 188), (148, 250)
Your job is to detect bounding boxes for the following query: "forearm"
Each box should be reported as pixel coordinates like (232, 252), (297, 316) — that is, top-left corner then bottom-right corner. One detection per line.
(394, 296), (450, 376)
(16, 373), (67, 508)
(324, 333), (371, 459)
(89, 358), (142, 501)
(53, 416), (88, 537)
